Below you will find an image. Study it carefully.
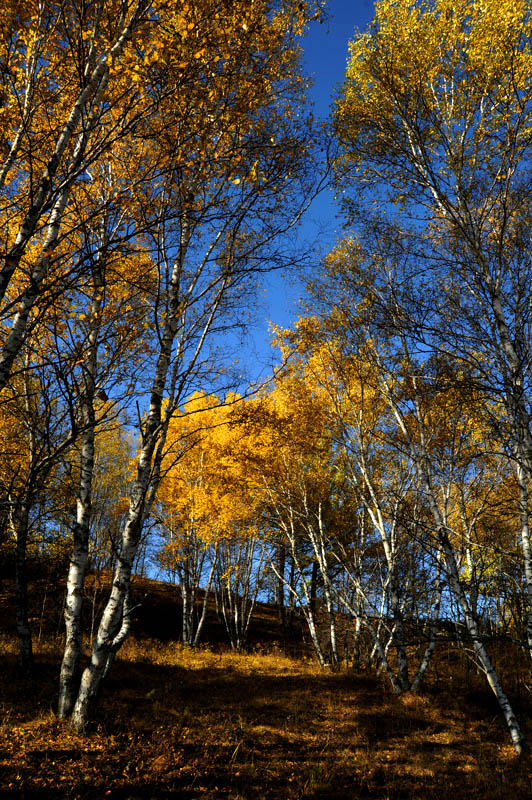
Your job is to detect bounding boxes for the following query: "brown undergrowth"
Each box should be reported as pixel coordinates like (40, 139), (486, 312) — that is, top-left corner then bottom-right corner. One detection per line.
(1, 634), (532, 799)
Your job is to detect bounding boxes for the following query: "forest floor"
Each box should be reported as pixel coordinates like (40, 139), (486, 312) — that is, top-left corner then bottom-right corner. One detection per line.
(1, 576), (532, 798)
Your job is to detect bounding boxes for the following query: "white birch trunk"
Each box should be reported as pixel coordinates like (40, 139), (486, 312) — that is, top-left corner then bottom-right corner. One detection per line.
(192, 546), (218, 648)
(411, 561), (444, 693)
(515, 463), (532, 656)
(70, 323), (175, 729)
(58, 261), (103, 717)
(70, 214), (229, 730)
(306, 504), (339, 666)
(266, 526), (327, 667)
(404, 383), (525, 753)
(440, 531), (525, 753)
(102, 584), (134, 681)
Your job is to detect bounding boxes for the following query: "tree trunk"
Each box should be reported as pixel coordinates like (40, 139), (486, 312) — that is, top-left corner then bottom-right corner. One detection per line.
(14, 500), (33, 674)
(310, 559), (318, 612)
(70, 220), (194, 732)
(441, 532), (525, 752)
(276, 541), (286, 628)
(58, 251), (102, 718)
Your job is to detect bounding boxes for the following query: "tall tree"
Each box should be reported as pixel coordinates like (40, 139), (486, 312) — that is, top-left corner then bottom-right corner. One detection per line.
(64, 0), (322, 732)
(334, 0), (532, 669)
(330, 0), (532, 752)
(0, 0), (157, 389)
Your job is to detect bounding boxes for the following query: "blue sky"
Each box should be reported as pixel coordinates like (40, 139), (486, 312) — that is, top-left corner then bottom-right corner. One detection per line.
(246, 0), (376, 377)
(304, 0), (375, 118)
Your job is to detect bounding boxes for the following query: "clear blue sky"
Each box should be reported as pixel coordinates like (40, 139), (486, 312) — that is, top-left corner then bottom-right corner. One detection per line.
(304, 0), (375, 118)
(245, 0), (376, 378)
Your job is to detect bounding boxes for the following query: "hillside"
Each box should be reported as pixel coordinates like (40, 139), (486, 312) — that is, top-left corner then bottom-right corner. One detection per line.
(1, 572), (532, 798)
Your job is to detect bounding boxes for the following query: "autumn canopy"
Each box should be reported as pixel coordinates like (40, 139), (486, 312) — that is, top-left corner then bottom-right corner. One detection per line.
(3, 0), (532, 759)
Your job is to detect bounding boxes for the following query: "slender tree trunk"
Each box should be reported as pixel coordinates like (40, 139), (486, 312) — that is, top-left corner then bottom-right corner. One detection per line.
(58, 252), (102, 718)
(265, 524), (327, 666)
(440, 532), (525, 752)
(411, 389), (525, 752)
(58, 419), (94, 717)
(310, 559), (318, 612)
(390, 583), (410, 691)
(181, 569), (190, 644)
(515, 463), (532, 656)
(70, 219), (199, 732)
(102, 584), (133, 680)
(309, 508), (339, 667)
(411, 563), (444, 693)
(276, 541), (286, 628)
(351, 613), (362, 669)
(13, 500), (33, 674)
(192, 545), (217, 647)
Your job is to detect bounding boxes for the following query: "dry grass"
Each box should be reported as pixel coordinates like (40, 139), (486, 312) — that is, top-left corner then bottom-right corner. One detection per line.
(1, 634), (532, 799)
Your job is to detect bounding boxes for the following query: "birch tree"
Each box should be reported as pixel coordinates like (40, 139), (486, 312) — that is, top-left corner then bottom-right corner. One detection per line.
(62, 0), (321, 732)
(303, 240), (527, 750)
(235, 355), (349, 667)
(334, 0), (532, 667)
(276, 323), (445, 688)
(0, 0), (159, 390)
(57, 172), (156, 717)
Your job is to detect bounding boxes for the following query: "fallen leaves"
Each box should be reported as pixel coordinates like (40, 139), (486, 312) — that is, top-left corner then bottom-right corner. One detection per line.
(1, 637), (531, 798)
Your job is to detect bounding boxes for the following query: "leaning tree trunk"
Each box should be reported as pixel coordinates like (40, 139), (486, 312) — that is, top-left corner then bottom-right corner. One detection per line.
(69, 218), (202, 732)
(307, 514), (339, 667)
(69, 340), (169, 731)
(70, 487), (149, 731)
(439, 529), (525, 753)
(411, 391), (526, 754)
(410, 560), (444, 693)
(102, 584), (133, 680)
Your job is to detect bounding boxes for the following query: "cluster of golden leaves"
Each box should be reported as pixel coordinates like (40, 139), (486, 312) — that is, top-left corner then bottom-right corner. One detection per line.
(0, 0), (321, 559)
(0, 0), (318, 375)
(336, 0), (532, 217)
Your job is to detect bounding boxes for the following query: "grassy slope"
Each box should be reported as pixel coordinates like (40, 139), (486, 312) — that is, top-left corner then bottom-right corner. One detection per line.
(1, 575), (532, 799)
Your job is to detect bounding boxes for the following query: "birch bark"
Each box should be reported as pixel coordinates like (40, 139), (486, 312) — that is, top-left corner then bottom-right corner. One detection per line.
(58, 259), (104, 718)
(70, 220), (194, 731)
(401, 377), (525, 753)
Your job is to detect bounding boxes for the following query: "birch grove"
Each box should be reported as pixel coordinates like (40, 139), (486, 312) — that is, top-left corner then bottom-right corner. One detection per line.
(4, 0), (532, 759)
(0, 0), (323, 731)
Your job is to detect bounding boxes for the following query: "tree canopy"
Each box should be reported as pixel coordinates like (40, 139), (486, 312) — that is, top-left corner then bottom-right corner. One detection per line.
(4, 0), (532, 757)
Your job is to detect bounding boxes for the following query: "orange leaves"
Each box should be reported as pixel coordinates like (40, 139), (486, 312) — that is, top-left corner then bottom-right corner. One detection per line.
(160, 392), (262, 548)
(158, 332), (342, 552)
(337, 0), (532, 208)
(0, 0), (320, 574)
(0, 381), (29, 490)
(159, 370), (337, 554)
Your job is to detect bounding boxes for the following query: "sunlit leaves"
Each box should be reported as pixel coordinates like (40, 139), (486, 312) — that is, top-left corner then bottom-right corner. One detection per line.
(336, 0), (532, 228)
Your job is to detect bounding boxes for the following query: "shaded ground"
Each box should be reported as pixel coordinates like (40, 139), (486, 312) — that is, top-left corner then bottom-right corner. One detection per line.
(1, 639), (531, 799)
